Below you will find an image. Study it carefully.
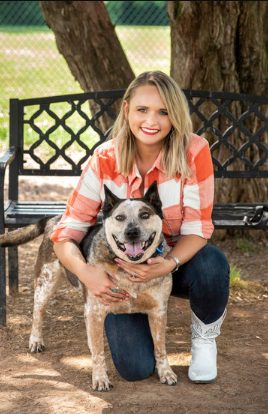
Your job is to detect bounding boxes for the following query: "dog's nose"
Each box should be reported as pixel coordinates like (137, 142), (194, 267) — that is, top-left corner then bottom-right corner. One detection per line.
(125, 226), (140, 240)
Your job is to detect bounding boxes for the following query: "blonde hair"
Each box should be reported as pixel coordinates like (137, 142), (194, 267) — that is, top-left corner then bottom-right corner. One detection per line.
(113, 71), (193, 179)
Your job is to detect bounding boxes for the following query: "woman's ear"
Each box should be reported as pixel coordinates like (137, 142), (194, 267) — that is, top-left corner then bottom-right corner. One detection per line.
(123, 100), (129, 119)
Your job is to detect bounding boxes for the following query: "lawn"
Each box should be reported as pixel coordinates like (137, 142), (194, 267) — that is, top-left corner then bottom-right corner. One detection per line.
(0, 26), (170, 153)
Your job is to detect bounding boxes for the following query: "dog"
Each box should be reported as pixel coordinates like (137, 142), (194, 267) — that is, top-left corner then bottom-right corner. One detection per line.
(0, 182), (177, 391)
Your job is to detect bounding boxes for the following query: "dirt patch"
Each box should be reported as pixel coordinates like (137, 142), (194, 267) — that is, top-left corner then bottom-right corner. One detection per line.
(0, 179), (268, 414)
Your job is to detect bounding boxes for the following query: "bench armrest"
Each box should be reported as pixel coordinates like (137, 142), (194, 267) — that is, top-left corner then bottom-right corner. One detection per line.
(0, 147), (17, 232)
(0, 147), (16, 171)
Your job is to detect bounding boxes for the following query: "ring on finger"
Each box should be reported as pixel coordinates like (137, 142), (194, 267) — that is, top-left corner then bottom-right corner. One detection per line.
(111, 286), (120, 293)
(130, 273), (138, 279)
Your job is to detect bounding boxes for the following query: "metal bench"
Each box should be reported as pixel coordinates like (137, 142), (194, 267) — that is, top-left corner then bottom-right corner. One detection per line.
(1, 89), (268, 326)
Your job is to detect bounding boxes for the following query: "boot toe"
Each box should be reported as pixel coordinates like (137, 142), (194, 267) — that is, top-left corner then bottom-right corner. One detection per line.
(188, 366), (217, 383)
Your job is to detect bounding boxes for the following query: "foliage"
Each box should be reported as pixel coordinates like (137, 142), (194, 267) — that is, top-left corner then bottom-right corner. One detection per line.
(0, 1), (169, 27)
(0, 1), (45, 26)
(105, 1), (169, 26)
(230, 265), (242, 285)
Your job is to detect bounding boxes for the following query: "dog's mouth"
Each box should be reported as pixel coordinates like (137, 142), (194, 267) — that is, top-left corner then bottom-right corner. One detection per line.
(112, 232), (156, 261)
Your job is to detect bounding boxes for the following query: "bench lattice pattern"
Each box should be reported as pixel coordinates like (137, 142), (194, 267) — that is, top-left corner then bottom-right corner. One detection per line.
(10, 89), (268, 178)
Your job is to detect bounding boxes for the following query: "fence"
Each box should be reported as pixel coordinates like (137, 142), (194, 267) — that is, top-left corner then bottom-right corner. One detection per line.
(0, 1), (171, 153)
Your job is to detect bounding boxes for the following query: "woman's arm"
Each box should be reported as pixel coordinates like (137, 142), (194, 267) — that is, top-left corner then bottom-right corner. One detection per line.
(166, 234), (207, 266)
(53, 241), (129, 304)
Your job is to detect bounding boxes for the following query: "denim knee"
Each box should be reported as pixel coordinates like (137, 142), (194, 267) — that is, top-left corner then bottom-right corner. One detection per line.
(104, 313), (155, 381)
(192, 245), (230, 292)
(113, 352), (155, 381)
(172, 244), (230, 323)
(190, 245), (230, 322)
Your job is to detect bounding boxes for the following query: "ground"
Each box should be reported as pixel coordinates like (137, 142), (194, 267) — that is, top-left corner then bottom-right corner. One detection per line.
(0, 179), (268, 414)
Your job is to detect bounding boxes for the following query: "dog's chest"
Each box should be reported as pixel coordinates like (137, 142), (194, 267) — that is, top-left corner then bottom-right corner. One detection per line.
(108, 289), (158, 314)
(85, 264), (172, 315)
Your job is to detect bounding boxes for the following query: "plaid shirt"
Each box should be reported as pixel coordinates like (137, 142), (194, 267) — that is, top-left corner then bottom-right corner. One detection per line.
(51, 134), (214, 246)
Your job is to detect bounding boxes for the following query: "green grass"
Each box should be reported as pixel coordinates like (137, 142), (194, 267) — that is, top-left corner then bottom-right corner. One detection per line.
(0, 26), (170, 154)
(116, 26), (170, 74)
(235, 237), (256, 253)
(230, 264), (242, 286)
(229, 264), (262, 293)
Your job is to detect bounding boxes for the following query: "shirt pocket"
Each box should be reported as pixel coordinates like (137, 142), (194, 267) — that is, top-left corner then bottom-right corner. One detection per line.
(162, 208), (183, 236)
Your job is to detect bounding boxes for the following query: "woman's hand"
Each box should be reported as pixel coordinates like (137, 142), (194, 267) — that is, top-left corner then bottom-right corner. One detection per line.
(114, 256), (175, 283)
(53, 240), (129, 306)
(81, 264), (130, 305)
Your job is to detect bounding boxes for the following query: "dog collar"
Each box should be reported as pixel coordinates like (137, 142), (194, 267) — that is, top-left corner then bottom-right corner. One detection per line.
(153, 242), (165, 257)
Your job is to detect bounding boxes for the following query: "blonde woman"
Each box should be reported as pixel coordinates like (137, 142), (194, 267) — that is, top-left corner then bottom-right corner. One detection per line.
(51, 71), (229, 383)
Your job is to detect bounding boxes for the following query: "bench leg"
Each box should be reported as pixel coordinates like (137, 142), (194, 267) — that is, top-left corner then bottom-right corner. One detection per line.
(0, 247), (6, 326)
(8, 246), (19, 296)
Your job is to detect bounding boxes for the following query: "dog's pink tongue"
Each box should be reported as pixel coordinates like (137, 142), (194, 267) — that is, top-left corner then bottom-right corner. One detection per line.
(125, 242), (143, 256)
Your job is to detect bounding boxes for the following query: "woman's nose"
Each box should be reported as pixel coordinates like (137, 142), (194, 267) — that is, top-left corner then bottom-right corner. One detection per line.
(145, 112), (158, 126)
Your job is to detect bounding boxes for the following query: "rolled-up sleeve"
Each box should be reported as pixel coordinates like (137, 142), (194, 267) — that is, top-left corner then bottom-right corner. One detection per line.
(50, 153), (102, 243)
(180, 137), (214, 239)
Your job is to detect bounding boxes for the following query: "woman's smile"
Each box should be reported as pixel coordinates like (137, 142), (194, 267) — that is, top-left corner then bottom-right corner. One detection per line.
(140, 127), (160, 136)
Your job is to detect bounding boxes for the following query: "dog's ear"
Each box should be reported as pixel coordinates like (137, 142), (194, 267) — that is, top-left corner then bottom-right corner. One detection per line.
(144, 181), (163, 218)
(102, 185), (121, 218)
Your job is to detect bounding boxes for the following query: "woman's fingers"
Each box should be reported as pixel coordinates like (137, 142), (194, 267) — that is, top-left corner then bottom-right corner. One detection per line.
(115, 258), (145, 275)
(96, 286), (130, 304)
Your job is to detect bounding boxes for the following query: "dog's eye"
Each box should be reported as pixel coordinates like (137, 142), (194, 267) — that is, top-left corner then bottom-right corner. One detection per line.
(115, 214), (126, 221)
(139, 212), (150, 220)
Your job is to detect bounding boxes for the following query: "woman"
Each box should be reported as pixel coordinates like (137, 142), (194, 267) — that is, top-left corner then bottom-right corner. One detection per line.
(51, 71), (230, 383)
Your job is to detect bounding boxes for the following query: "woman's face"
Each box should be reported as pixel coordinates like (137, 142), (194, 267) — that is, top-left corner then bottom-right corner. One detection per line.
(124, 84), (172, 152)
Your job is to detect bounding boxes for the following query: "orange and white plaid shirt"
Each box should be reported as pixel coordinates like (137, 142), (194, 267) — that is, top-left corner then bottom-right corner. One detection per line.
(51, 133), (214, 246)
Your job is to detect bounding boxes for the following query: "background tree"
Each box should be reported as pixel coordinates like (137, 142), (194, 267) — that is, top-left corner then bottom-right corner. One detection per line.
(168, 1), (267, 96)
(40, 1), (135, 129)
(168, 1), (268, 204)
(40, 0), (268, 204)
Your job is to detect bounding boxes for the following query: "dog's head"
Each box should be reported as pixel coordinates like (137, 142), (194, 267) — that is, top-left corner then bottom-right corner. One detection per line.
(103, 182), (163, 263)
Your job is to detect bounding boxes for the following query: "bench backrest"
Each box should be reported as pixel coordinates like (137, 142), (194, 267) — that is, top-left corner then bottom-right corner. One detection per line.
(9, 89), (268, 199)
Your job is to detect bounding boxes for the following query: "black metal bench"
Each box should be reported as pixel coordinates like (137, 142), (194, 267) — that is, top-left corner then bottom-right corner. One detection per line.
(1, 89), (268, 326)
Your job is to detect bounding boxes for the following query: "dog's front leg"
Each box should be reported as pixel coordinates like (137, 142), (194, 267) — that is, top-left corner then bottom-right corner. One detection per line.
(148, 310), (177, 385)
(29, 260), (63, 352)
(84, 300), (111, 391)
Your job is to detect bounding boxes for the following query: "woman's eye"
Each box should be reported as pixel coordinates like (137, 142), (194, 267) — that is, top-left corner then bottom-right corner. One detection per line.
(140, 212), (150, 219)
(160, 110), (168, 116)
(115, 215), (126, 221)
(138, 108), (146, 113)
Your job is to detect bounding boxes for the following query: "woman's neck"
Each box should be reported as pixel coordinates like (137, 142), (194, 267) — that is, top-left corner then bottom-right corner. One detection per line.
(135, 144), (162, 179)
(135, 142), (162, 164)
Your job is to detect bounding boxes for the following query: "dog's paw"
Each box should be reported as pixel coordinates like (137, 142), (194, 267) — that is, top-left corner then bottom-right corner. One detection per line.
(159, 368), (177, 386)
(29, 335), (45, 353)
(92, 370), (112, 392)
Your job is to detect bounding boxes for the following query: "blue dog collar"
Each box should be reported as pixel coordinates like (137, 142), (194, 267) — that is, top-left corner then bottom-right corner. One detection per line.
(155, 242), (164, 256)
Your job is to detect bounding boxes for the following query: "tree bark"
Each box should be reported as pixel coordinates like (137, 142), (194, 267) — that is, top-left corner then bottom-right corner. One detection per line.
(168, 1), (267, 94)
(168, 1), (268, 205)
(40, 1), (135, 129)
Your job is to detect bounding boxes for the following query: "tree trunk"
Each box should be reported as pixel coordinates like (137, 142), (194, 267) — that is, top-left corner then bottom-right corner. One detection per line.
(40, 1), (135, 130)
(168, 1), (267, 94)
(168, 1), (268, 205)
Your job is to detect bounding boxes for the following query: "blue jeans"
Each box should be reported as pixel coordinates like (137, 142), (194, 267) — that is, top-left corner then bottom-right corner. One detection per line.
(104, 245), (230, 381)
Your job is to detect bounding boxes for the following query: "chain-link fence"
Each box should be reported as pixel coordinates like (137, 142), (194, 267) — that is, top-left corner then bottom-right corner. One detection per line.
(0, 1), (171, 153)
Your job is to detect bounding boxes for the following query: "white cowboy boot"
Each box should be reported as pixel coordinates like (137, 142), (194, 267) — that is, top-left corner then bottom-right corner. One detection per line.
(188, 309), (227, 383)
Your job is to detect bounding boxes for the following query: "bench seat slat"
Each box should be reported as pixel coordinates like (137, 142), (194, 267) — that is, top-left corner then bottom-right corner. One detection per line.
(4, 201), (268, 229)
